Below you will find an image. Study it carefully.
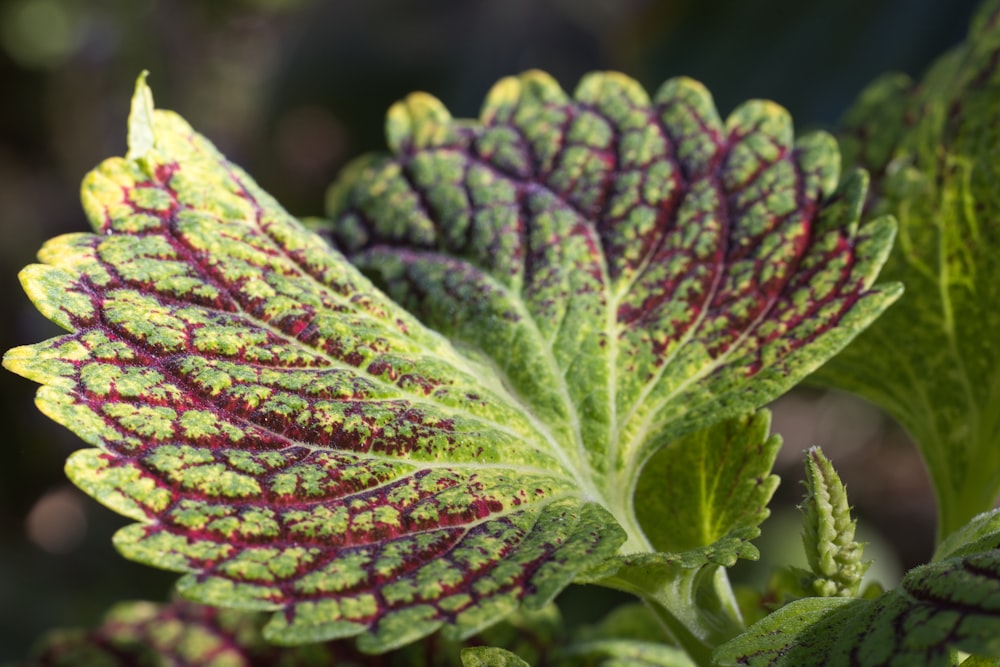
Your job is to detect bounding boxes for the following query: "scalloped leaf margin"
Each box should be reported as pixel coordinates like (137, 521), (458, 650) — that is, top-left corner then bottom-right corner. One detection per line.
(5, 69), (899, 652)
(3, 77), (623, 651)
(323, 68), (900, 529)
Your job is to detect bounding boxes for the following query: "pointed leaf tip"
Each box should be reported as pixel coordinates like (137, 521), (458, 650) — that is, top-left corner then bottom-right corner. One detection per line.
(126, 71), (156, 161)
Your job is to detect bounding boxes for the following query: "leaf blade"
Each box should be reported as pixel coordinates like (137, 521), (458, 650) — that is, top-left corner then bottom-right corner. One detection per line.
(814, 0), (1000, 538)
(324, 69), (899, 529)
(4, 77), (624, 649)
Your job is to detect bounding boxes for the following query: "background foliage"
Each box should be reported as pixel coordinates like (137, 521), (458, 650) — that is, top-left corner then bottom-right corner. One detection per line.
(0, 0), (982, 660)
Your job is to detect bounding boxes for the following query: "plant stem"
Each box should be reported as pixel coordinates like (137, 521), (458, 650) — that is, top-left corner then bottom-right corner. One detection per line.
(591, 563), (745, 667)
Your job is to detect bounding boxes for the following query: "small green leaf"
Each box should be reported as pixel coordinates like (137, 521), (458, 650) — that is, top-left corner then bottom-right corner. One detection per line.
(560, 640), (696, 667)
(714, 518), (1000, 666)
(936, 508), (1000, 562)
(814, 0), (1000, 539)
(634, 411), (780, 557)
(460, 647), (530, 667)
(572, 602), (666, 644)
(561, 603), (697, 666)
(575, 413), (778, 665)
(798, 447), (869, 597)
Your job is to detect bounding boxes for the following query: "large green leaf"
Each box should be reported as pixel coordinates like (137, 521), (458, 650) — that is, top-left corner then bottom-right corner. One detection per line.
(4, 70), (895, 651)
(714, 509), (1000, 666)
(814, 0), (1000, 539)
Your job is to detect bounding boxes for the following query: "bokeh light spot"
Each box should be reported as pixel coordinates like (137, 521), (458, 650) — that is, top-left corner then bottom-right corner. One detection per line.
(1, 0), (79, 70)
(25, 487), (88, 554)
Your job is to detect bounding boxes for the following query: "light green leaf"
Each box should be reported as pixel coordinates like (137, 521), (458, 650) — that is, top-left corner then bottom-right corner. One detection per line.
(460, 647), (531, 667)
(559, 603), (697, 667)
(125, 70), (155, 162)
(814, 0), (1000, 540)
(575, 413), (778, 663)
(936, 508), (1000, 562)
(634, 411), (780, 557)
(560, 640), (696, 667)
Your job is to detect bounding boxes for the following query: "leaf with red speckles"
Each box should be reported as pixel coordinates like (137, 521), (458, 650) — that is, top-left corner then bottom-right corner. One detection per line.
(22, 600), (336, 667)
(5, 69), (896, 653)
(323, 69), (898, 531)
(4, 75), (622, 651)
(20, 598), (562, 666)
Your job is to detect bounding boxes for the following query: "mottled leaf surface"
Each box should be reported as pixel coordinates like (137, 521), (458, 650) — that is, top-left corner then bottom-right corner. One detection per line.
(20, 599), (562, 667)
(714, 515), (1000, 666)
(815, 0), (1000, 538)
(6, 68), (898, 653)
(21, 600), (336, 667)
(323, 69), (898, 529)
(3, 80), (622, 650)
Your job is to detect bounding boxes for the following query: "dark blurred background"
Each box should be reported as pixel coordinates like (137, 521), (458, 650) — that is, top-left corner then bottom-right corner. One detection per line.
(0, 0), (981, 659)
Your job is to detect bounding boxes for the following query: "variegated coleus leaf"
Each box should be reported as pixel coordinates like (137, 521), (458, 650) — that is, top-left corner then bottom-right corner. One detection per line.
(5, 70), (896, 651)
(4, 76), (622, 650)
(322, 69), (898, 542)
(21, 599), (562, 667)
(21, 600), (337, 667)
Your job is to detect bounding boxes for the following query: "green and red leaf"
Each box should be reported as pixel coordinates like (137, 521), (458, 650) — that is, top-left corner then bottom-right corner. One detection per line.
(21, 599), (562, 667)
(5, 77), (622, 650)
(323, 70), (898, 521)
(4, 70), (897, 650)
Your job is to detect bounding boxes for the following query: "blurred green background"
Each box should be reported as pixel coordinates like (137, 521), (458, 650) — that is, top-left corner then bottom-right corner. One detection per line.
(0, 0), (980, 659)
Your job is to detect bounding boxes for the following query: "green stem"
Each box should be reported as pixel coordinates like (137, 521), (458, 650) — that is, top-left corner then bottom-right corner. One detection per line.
(591, 565), (745, 667)
(643, 600), (715, 667)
